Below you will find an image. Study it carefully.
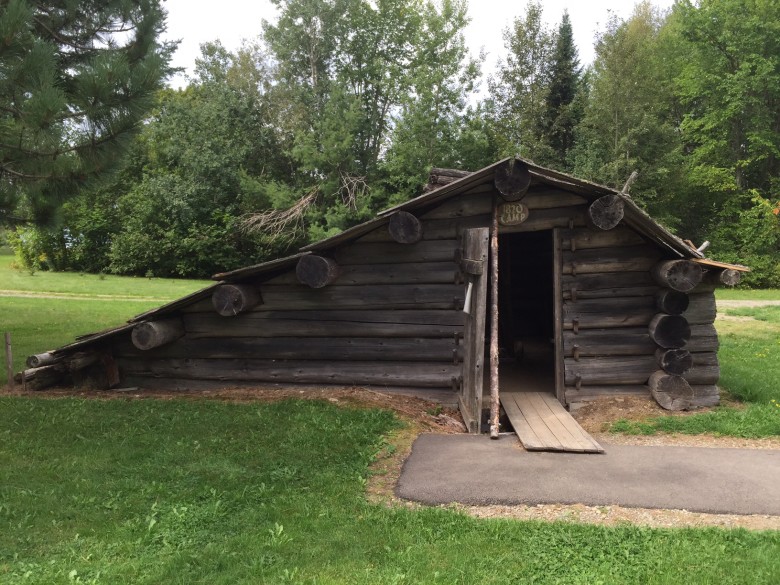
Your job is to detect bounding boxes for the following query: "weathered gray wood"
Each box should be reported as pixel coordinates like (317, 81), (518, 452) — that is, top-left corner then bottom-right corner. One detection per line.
(334, 239), (457, 264)
(565, 355), (657, 385)
(565, 386), (650, 402)
(688, 324), (719, 352)
(494, 159), (531, 200)
(563, 245), (662, 275)
(683, 293), (717, 325)
(66, 352), (100, 372)
(563, 328), (656, 356)
(689, 384), (720, 407)
(26, 351), (60, 368)
(655, 289), (689, 315)
(656, 348), (693, 375)
(296, 255), (341, 288)
(683, 352), (720, 385)
(212, 284), (262, 316)
(553, 228), (565, 403)
(5, 332), (13, 390)
(120, 358), (460, 388)
(561, 270), (655, 291)
(460, 228), (489, 434)
(183, 312), (463, 339)
(563, 286), (658, 300)
(14, 364), (65, 391)
(648, 313), (691, 348)
(560, 227), (645, 250)
(489, 202), (500, 438)
(116, 336), (459, 362)
(131, 318), (185, 351)
(388, 211), (423, 244)
(563, 296), (656, 330)
(705, 268), (742, 287)
(652, 259), (703, 292)
(421, 190), (586, 220)
(649, 370), (694, 410)
(587, 194), (624, 230)
(499, 205), (587, 234)
(265, 261), (458, 286)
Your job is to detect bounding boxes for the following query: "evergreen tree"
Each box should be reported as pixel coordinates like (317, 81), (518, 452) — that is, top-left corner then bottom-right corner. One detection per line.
(0, 0), (176, 224)
(542, 11), (582, 170)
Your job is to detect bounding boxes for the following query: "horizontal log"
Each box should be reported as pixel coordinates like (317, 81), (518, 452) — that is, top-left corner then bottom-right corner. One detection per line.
(296, 255), (341, 288)
(655, 289), (689, 315)
(562, 286), (658, 300)
(14, 364), (65, 391)
(683, 293), (717, 325)
(494, 159), (531, 200)
(132, 318), (184, 351)
(689, 385), (720, 408)
(388, 211), (423, 244)
(264, 262), (458, 286)
(652, 260), (703, 292)
(563, 328), (655, 357)
(499, 205), (587, 234)
(334, 240), (457, 264)
(563, 245), (662, 275)
(212, 284), (262, 316)
(587, 194), (624, 230)
(181, 307), (465, 325)
(561, 271), (655, 291)
(656, 348), (693, 375)
(559, 227), (645, 251)
(688, 324), (719, 352)
(705, 268), (741, 287)
(115, 337), (461, 362)
(563, 297), (656, 330)
(66, 352), (100, 372)
(182, 311), (464, 339)
(648, 313), (691, 349)
(119, 359), (461, 388)
(565, 385), (650, 402)
(26, 352), (60, 368)
(188, 284), (465, 312)
(683, 352), (720, 385)
(649, 370), (693, 410)
(565, 355), (657, 385)
(421, 190), (586, 220)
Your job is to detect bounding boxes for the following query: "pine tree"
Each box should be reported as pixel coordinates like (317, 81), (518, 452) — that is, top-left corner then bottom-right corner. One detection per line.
(0, 0), (175, 224)
(542, 11), (581, 170)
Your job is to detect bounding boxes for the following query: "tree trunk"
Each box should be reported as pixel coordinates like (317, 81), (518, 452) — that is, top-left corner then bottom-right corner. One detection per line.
(296, 255), (341, 288)
(587, 194), (624, 230)
(131, 318), (185, 351)
(212, 284), (262, 316)
(652, 260), (703, 292)
(655, 289), (689, 315)
(648, 313), (691, 348)
(388, 211), (423, 244)
(648, 370), (694, 410)
(655, 348), (693, 375)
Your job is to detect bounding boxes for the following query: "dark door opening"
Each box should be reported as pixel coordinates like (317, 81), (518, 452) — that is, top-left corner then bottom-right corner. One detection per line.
(494, 230), (555, 394)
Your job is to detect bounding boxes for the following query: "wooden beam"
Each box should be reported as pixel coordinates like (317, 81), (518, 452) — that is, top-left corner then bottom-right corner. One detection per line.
(296, 255), (341, 288)
(212, 284), (262, 316)
(494, 159), (531, 201)
(655, 289), (689, 315)
(131, 318), (184, 351)
(652, 259), (703, 292)
(648, 313), (691, 349)
(656, 348), (693, 375)
(649, 370), (694, 411)
(489, 198), (500, 438)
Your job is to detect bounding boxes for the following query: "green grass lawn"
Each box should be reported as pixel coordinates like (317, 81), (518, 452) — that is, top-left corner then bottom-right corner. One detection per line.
(610, 305), (780, 438)
(715, 288), (780, 300)
(1, 397), (778, 585)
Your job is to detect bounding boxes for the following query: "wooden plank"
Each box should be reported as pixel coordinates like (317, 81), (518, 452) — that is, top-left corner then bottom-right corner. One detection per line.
(119, 359), (460, 388)
(565, 355), (657, 385)
(563, 245), (662, 274)
(263, 261), (458, 286)
(565, 386), (650, 402)
(115, 336), (460, 362)
(422, 190), (587, 220)
(536, 392), (604, 452)
(561, 271), (655, 291)
(683, 293), (718, 325)
(562, 286), (659, 300)
(553, 228), (565, 403)
(182, 313), (463, 339)
(522, 392), (595, 452)
(334, 240), (457, 265)
(564, 328), (655, 356)
(560, 227), (646, 250)
(563, 296), (656, 330)
(501, 392), (561, 451)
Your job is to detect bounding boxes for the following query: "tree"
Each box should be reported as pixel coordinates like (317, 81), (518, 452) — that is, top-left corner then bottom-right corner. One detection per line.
(487, 1), (555, 160)
(0, 0), (176, 224)
(542, 11), (582, 170)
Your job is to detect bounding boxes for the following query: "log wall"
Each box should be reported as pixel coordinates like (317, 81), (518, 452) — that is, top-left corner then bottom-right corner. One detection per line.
(104, 179), (720, 408)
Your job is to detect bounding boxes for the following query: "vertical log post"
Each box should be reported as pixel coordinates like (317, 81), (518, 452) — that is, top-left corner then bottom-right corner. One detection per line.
(4, 333), (13, 390)
(489, 198), (500, 439)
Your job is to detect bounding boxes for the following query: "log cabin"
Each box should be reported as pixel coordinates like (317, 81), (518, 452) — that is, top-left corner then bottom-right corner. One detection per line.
(20, 158), (748, 440)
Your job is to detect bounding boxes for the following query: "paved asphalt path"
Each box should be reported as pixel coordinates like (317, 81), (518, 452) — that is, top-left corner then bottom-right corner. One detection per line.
(397, 434), (780, 515)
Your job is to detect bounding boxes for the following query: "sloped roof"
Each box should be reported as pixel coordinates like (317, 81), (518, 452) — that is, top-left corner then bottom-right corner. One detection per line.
(35, 156), (747, 363)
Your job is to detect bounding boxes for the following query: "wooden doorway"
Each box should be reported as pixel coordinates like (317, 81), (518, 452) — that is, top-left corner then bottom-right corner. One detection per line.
(496, 230), (556, 397)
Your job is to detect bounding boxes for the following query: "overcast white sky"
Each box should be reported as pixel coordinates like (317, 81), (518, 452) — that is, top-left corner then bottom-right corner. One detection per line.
(162, 0), (676, 87)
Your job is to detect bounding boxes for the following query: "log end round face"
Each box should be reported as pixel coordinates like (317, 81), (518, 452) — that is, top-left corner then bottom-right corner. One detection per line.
(649, 313), (692, 349)
(587, 194), (625, 231)
(296, 255), (340, 288)
(388, 211), (423, 244)
(653, 260), (703, 292)
(655, 289), (690, 315)
(212, 286), (242, 316)
(494, 159), (531, 201)
(719, 269), (742, 287)
(131, 323), (155, 349)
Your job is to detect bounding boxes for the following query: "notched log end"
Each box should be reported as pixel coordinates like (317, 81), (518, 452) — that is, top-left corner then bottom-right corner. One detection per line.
(494, 159), (531, 201)
(587, 194), (624, 230)
(296, 255), (341, 288)
(212, 284), (262, 317)
(388, 211), (423, 244)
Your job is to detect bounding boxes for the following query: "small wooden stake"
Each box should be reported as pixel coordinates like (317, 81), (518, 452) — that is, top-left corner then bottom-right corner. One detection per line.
(489, 199), (500, 439)
(4, 332), (13, 390)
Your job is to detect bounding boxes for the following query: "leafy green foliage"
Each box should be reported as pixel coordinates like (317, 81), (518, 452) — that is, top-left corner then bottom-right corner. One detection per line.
(2, 397), (779, 584)
(0, 0), (175, 225)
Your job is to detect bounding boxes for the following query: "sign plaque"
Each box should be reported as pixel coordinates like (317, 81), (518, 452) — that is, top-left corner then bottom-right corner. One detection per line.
(498, 201), (529, 226)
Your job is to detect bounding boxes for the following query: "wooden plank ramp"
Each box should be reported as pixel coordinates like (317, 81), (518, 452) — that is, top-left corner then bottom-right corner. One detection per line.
(501, 391), (604, 453)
